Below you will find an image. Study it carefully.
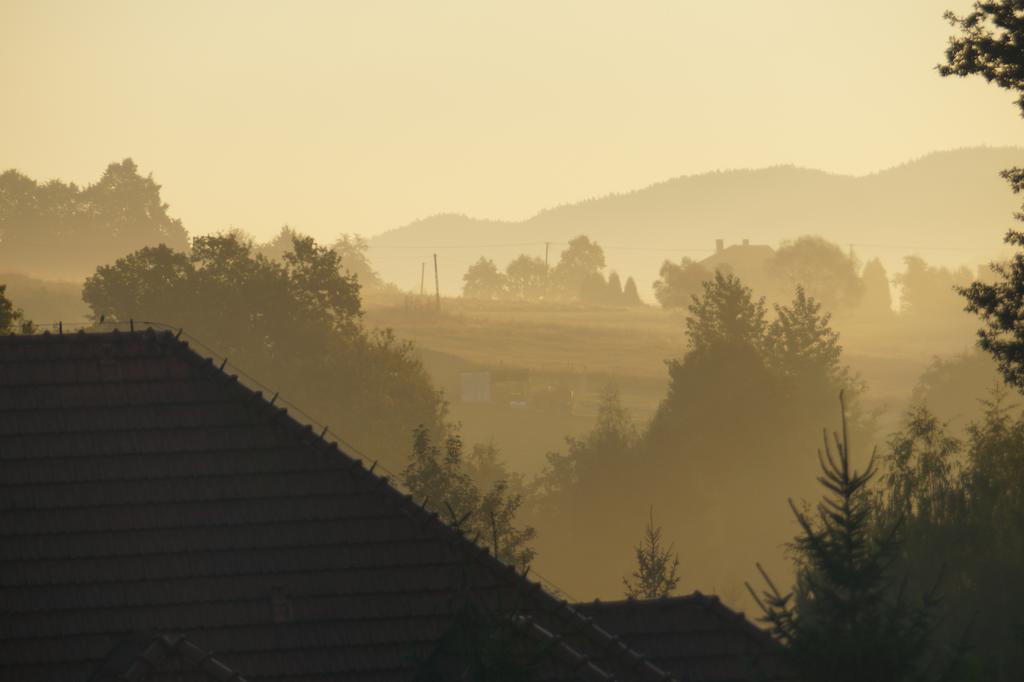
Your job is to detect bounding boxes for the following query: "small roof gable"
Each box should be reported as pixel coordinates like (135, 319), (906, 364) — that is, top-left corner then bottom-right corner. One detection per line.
(89, 633), (248, 682)
(576, 593), (795, 681)
(0, 329), (671, 682)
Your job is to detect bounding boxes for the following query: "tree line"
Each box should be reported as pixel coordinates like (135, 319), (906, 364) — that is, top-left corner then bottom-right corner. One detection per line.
(654, 234), (979, 324)
(462, 235), (643, 306)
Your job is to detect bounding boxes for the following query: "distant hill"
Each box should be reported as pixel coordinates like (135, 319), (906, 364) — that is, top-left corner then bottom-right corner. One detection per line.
(368, 147), (1024, 299)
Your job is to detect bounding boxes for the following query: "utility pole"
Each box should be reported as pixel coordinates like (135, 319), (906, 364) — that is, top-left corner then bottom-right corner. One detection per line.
(433, 253), (441, 311)
(544, 241), (551, 299)
(420, 262), (425, 296)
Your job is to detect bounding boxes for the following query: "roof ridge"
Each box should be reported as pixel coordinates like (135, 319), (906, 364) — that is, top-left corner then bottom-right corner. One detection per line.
(4, 328), (675, 681)
(157, 328), (676, 682)
(580, 591), (785, 654)
(119, 632), (247, 681)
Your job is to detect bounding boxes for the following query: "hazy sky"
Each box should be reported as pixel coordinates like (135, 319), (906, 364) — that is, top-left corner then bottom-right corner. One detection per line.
(2, 0), (1021, 242)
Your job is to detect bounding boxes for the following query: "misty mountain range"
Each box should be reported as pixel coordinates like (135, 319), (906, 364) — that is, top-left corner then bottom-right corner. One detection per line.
(367, 146), (1024, 299)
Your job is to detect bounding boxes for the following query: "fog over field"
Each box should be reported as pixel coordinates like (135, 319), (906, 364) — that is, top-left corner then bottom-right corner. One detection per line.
(6, 1), (1024, 679)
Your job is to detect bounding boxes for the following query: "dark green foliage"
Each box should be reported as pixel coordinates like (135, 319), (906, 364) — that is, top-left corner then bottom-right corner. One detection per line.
(685, 271), (768, 354)
(623, 507), (681, 599)
(878, 394), (1024, 680)
(0, 159), (189, 278)
(767, 286), (853, 396)
(940, 2), (1024, 116)
(960, 220), (1024, 390)
(413, 602), (546, 682)
(652, 257), (712, 309)
(530, 386), (643, 577)
(82, 233), (445, 468)
(940, 2), (1024, 392)
(748, 395), (943, 682)
(0, 284), (29, 333)
(910, 352), (1017, 433)
(403, 427), (535, 571)
(535, 385), (639, 505)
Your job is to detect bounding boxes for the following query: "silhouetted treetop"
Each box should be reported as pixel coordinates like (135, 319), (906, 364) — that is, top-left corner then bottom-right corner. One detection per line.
(941, 1), (1024, 116)
(552, 235), (605, 298)
(504, 254), (548, 300)
(0, 284), (29, 334)
(82, 233), (443, 467)
(653, 257), (713, 309)
(767, 236), (863, 312)
(767, 286), (852, 394)
(463, 257), (507, 300)
(686, 271), (767, 354)
(0, 159), (188, 279)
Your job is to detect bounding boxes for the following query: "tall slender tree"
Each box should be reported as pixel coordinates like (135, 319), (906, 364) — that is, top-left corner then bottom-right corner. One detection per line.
(623, 507), (681, 600)
(747, 394), (944, 682)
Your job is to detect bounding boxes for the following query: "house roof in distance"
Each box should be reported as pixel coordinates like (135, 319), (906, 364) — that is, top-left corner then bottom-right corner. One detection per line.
(0, 328), (672, 682)
(576, 594), (795, 682)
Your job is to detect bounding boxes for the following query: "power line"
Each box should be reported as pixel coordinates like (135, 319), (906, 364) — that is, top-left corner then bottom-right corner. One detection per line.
(366, 240), (999, 255)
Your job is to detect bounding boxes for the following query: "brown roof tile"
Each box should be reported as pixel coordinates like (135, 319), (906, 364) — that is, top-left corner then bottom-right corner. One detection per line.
(1, 329), (672, 681)
(576, 594), (796, 681)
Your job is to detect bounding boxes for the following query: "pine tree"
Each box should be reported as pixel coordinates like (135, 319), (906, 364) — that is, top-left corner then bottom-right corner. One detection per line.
(622, 276), (643, 306)
(686, 271), (767, 354)
(606, 271), (624, 305)
(623, 507), (681, 599)
(860, 258), (893, 318)
(767, 286), (851, 393)
(746, 393), (942, 682)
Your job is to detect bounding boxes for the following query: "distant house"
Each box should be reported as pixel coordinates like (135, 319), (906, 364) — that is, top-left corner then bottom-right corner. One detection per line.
(700, 239), (776, 293)
(0, 329), (791, 681)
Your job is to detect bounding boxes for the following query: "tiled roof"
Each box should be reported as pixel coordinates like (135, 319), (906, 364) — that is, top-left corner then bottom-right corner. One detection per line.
(0, 329), (673, 682)
(576, 594), (795, 682)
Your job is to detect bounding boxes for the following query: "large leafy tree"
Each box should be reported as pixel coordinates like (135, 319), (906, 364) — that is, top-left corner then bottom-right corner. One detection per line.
(551, 235), (605, 299)
(83, 233), (445, 468)
(767, 236), (863, 312)
(941, 2), (1024, 390)
(403, 426), (535, 571)
(896, 256), (974, 319)
(767, 286), (853, 396)
(876, 393), (1024, 680)
(0, 159), (188, 278)
(685, 271), (767, 354)
(940, 2), (1024, 115)
(463, 257), (507, 300)
(504, 255), (548, 300)
(652, 257), (713, 309)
